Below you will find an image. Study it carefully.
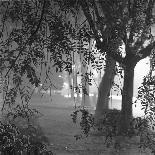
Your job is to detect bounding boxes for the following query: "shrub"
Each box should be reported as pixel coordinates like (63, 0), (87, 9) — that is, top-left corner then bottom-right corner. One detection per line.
(0, 109), (53, 155)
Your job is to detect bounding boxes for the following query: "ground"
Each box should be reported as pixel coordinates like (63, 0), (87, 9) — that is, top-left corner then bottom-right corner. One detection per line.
(24, 93), (154, 155)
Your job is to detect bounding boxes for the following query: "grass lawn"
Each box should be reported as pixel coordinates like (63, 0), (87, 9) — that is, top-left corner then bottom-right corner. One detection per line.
(26, 94), (153, 155)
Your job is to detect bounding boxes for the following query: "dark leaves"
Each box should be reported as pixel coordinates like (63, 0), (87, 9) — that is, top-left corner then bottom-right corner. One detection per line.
(71, 108), (94, 137)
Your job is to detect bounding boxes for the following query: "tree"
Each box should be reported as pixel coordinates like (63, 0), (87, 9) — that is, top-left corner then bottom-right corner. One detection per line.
(58, 0), (155, 134)
(95, 55), (116, 119)
(78, 0), (155, 134)
(81, 44), (90, 106)
(0, 0), (75, 102)
(56, 0), (115, 109)
(0, 1), (76, 153)
(1, 0), (155, 139)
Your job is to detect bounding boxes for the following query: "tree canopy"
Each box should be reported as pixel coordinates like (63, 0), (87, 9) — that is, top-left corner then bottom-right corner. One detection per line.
(0, 0), (155, 153)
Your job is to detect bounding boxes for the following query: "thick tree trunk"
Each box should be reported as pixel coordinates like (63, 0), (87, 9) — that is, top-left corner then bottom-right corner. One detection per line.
(119, 65), (134, 134)
(95, 56), (116, 119)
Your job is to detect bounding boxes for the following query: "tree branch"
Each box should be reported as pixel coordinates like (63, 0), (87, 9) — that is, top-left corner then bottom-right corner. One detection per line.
(5, 0), (46, 78)
(134, 41), (155, 63)
(92, 0), (100, 21)
(107, 54), (124, 64)
(127, 0), (136, 49)
(79, 0), (124, 64)
(103, 47), (124, 64)
(145, 0), (155, 25)
(98, 0), (113, 22)
(79, 0), (100, 41)
(132, 0), (155, 52)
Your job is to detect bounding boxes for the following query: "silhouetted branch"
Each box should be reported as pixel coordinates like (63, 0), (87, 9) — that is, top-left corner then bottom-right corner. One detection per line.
(79, 0), (99, 39)
(5, 0), (46, 78)
(79, 0), (124, 64)
(92, 0), (100, 21)
(134, 41), (155, 63)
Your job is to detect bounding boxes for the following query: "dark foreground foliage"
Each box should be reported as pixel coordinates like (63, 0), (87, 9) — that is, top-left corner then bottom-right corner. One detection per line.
(0, 116), (53, 155)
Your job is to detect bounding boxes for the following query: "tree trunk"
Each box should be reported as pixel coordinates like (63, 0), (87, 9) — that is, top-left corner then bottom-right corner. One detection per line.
(75, 69), (80, 102)
(95, 56), (116, 119)
(68, 73), (74, 99)
(119, 65), (134, 135)
(81, 63), (90, 106)
(81, 80), (90, 106)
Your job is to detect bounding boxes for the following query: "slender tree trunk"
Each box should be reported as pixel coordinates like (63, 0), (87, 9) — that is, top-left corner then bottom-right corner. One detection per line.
(119, 65), (134, 134)
(81, 63), (90, 106)
(95, 56), (116, 119)
(81, 38), (94, 106)
(74, 70), (80, 102)
(68, 73), (74, 99)
(81, 80), (90, 106)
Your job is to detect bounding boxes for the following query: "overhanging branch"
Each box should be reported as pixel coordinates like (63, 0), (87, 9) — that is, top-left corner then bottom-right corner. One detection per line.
(79, 0), (124, 64)
(79, 0), (100, 42)
(92, 0), (100, 21)
(134, 41), (155, 63)
(5, 0), (46, 78)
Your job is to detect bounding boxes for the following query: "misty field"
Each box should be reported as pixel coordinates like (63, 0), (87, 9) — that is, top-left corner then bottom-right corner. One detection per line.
(26, 93), (152, 155)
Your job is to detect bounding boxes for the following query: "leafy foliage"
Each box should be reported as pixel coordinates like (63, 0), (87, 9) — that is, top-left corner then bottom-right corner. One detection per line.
(0, 121), (53, 155)
(71, 108), (121, 142)
(71, 107), (94, 139)
(0, 0), (155, 153)
(136, 73), (155, 130)
(0, 0), (77, 154)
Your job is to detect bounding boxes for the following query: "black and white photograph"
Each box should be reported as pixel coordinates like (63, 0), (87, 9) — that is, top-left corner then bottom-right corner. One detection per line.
(0, 0), (155, 154)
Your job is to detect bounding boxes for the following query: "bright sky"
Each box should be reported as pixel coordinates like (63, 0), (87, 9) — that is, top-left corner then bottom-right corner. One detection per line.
(134, 57), (150, 96)
(133, 24), (155, 96)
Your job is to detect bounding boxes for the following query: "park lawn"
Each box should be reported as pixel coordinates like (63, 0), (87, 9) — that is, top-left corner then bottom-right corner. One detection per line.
(28, 94), (153, 155)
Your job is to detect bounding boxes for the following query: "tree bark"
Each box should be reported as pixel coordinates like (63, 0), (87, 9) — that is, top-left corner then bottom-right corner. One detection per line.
(68, 73), (74, 99)
(81, 63), (90, 106)
(95, 56), (116, 119)
(119, 65), (134, 134)
(74, 69), (80, 102)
